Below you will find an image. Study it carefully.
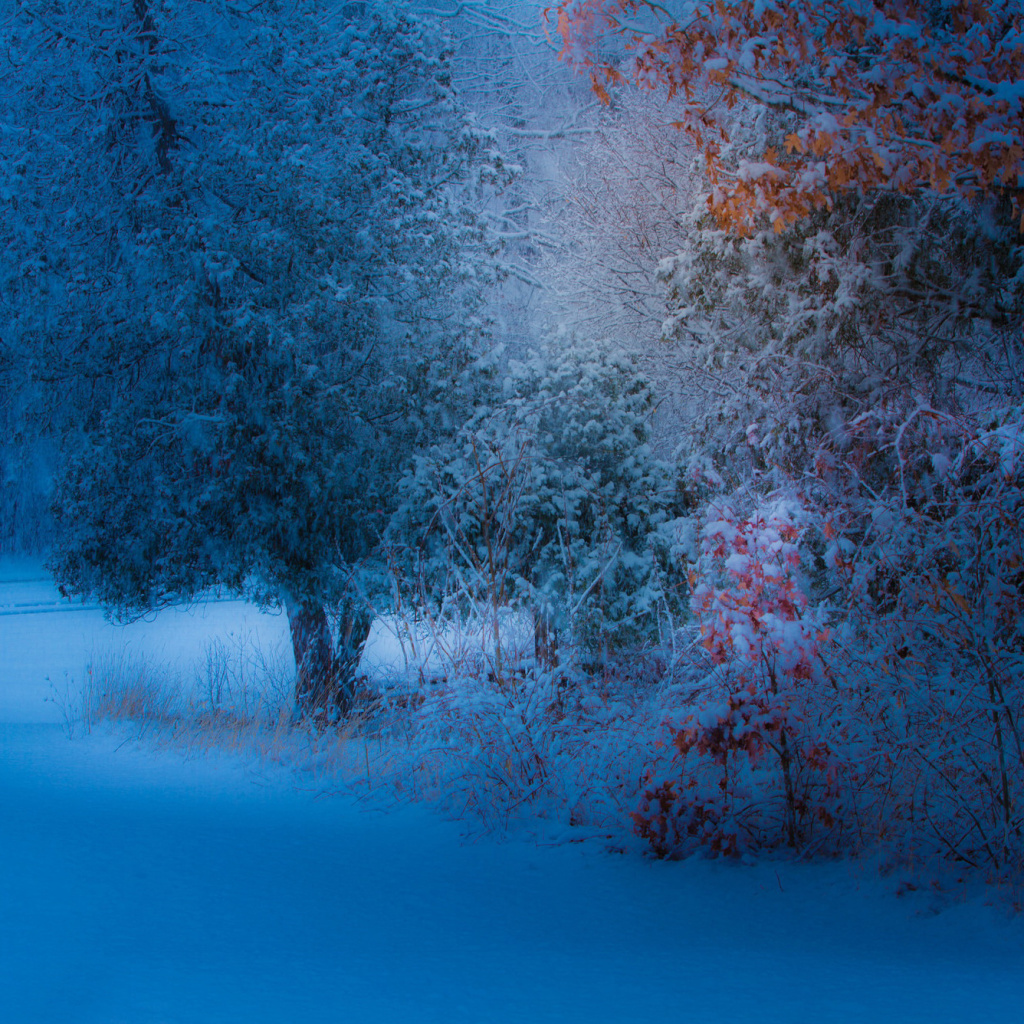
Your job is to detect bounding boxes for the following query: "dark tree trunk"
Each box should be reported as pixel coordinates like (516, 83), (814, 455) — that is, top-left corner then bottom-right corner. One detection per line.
(286, 599), (373, 722)
(339, 604), (373, 686)
(132, 0), (179, 173)
(534, 607), (558, 669)
(287, 601), (338, 719)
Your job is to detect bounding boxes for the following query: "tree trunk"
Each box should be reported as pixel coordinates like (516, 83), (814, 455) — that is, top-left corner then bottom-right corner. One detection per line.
(132, 0), (179, 173)
(287, 601), (338, 719)
(337, 601), (374, 710)
(286, 598), (373, 723)
(534, 607), (558, 669)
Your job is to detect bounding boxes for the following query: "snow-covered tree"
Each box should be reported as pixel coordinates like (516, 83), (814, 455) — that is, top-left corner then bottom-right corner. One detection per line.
(549, 0), (1024, 540)
(553, 1), (1024, 234)
(2, 0), (508, 716)
(393, 340), (687, 668)
(549, 1), (1024, 871)
(657, 191), (1024, 487)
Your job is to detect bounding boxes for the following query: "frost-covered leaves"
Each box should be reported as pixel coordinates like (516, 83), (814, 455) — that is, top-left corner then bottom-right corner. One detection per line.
(692, 498), (827, 684)
(658, 191), (1024, 487)
(630, 494), (848, 857)
(392, 341), (688, 656)
(554, 1), (1024, 233)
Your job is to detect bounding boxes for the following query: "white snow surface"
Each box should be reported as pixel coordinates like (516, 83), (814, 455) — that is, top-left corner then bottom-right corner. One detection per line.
(1, 561), (1022, 1023)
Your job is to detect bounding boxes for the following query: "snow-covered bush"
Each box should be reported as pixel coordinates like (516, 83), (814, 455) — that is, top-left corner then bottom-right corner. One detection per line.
(632, 495), (856, 856)
(602, 87), (1024, 875)
(391, 339), (689, 666)
(819, 404), (1024, 876)
(376, 654), (688, 835)
(634, 407), (1024, 877)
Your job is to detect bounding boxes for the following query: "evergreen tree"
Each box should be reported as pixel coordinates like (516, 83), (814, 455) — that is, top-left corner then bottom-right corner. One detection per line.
(393, 340), (686, 667)
(1, 0), (508, 716)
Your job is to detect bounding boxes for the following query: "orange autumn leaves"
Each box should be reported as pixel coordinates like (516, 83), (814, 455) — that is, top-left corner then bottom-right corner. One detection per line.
(549, 0), (1024, 233)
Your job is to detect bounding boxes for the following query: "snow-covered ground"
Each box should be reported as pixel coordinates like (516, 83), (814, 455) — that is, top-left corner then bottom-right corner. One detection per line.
(1, 561), (1021, 1023)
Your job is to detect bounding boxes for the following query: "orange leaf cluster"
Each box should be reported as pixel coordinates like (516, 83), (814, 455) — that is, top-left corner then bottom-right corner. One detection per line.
(550, 0), (1024, 233)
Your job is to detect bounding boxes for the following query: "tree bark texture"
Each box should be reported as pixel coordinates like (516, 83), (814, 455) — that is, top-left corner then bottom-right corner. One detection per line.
(286, 599), (373, 722)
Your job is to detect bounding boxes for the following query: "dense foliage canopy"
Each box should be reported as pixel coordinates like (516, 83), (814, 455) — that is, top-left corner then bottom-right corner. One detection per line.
(553, 0), (1024, 232)
(1, 0), (508, 711)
